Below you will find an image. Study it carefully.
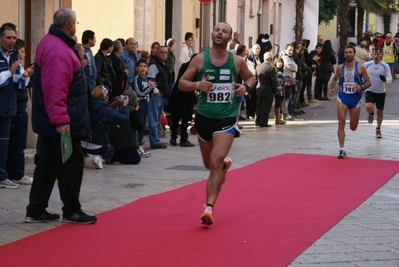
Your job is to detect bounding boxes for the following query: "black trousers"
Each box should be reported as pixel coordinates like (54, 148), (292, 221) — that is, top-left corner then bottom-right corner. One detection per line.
(26, 136), (84, 217)
(255, 95), (273, 126)
(170, 116), (189, 143)
(245, 90), (257, 118)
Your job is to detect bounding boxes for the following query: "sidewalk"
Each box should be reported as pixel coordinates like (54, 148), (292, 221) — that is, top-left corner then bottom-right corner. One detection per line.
(2, 81), (399, 266)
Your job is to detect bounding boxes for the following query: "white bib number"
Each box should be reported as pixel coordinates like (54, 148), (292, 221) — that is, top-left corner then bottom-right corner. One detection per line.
(207, 83), (233, 103)
(343, 82), (356, 94)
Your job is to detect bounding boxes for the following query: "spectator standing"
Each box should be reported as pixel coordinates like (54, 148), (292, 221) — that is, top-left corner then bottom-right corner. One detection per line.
(0, 24), (32, 189)
(147, 46), (172, 149)
(246, 44), (262, 119)
(354, 39), (372, 64)
(179, 32), (194, 65)
(255, 52), (277, 127)
(317, 35), (324, 46)
(120, 37), (140, 86)
(168, 54), (197, 147)
(25, 8), (97, 224)
(290, 41), (306, 116)
(133, 58), (155, 157)
(256, 33), (273, 57)
(301, 39), (316, 106)
(150, 42), (161, 59)
(6, 38), (34, 186)
(109, 39), (128, 96)
(315, 39), (336, 100)
(166, 38), (176, 82)
(273, 57), (287, 125)
(95, 38), (116, 96)
(281, 44), (298, 120)
(81, 30), (97, 90)
(229, 31), (241, 50)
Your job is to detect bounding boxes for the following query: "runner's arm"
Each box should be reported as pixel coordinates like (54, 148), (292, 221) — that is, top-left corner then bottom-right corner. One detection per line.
(359, 64), (372, 91)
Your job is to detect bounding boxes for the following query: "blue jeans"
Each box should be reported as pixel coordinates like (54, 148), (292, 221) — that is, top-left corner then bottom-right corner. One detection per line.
(148, 95), (165, 147)
(7, 107), (28, 180)
(0, 117), (11, 181)
(136, 99), (149, 146)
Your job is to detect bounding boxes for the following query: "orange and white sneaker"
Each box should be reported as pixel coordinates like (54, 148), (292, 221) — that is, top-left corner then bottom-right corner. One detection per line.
(222, 157), (232, 183)
(200, 205), (214, 226)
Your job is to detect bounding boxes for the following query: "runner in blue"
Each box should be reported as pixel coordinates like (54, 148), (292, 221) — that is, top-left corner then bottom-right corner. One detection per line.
(329, 45), (371, 159)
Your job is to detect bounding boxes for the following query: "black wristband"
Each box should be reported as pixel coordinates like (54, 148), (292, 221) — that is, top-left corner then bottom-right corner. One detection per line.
(244, 83), (251, 91)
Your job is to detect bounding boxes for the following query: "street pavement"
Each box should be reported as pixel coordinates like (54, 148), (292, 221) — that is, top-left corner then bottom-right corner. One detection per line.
(1, 80), (399, 266)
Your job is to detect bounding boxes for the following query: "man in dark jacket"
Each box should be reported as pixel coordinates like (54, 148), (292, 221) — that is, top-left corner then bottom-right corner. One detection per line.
(26, 8), (97, 224)
(109, 39), (128, 97)
(95, 38), (116, 96)
(147, 46), (171, 149)
(255, 52), (277, 127)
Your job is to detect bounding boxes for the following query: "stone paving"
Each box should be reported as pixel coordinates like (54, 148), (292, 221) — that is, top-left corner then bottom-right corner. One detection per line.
(1, 81), (399, 266)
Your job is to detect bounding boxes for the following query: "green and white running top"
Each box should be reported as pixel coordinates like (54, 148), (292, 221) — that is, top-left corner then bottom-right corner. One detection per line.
(196, 50), (238, 120)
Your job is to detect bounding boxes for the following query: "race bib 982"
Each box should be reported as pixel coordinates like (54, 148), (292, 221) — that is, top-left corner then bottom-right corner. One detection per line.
(207, 83), (233, 103)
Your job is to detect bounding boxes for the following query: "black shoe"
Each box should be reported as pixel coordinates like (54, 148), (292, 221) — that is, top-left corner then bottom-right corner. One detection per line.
(169, 138), (177, 146)
(180, 140), (195, 147)
(151, 143), (167, 149)
(24, 211), (60, 223)
(239, 116), (246, 121)
(62, 210), (97, 224)
(259, 125), (271, 127)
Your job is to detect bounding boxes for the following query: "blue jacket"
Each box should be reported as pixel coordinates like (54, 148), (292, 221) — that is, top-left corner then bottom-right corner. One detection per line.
(0, 50), (20, 117)
(32, 24), (89, 138)
(120, 50), (139, 84)
(83, 46), (97, 90)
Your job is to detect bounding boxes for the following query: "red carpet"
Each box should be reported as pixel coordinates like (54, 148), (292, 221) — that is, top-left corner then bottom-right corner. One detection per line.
(1, 153), (399, 267)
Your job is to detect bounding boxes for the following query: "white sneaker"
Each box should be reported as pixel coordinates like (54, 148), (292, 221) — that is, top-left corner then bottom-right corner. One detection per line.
(0, 179), (19, 189)
(12, 176), (33, 185)
(92, 155), (103, 169)
(138, 145), (151, 158)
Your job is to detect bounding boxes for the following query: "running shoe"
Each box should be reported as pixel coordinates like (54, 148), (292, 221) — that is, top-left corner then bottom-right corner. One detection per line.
(200, 205), (214, 226)
(376, 128), (382, 139)
(338, 150), (347, 159)
(368, 113), (374, 124)
(222, 157), (232, 183)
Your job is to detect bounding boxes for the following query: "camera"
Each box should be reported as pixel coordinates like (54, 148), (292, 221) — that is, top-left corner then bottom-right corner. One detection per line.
(114, 95), (127, 111)
(115, 95), (127, 103)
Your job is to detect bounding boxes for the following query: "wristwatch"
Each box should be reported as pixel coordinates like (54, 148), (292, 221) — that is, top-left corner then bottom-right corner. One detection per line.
(244, 83), (251, 91)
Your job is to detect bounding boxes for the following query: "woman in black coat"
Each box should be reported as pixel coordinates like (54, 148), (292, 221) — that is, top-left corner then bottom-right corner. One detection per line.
(167, 54), (198, 147)
(315, 40), (336, 100)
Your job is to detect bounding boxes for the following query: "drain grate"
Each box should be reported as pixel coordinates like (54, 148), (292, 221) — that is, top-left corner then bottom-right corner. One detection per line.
(166, 165), (207, 171)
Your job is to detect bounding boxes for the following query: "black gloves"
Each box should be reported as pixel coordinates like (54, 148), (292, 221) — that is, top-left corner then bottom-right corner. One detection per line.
(380, 75), (386, 82)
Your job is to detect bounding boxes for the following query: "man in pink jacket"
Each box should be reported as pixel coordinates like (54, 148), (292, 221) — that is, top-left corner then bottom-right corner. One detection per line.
(25, 8), (97, 224)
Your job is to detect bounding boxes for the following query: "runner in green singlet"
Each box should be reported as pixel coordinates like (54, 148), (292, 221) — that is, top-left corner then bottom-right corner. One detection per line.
(179, 22), (255, 226)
